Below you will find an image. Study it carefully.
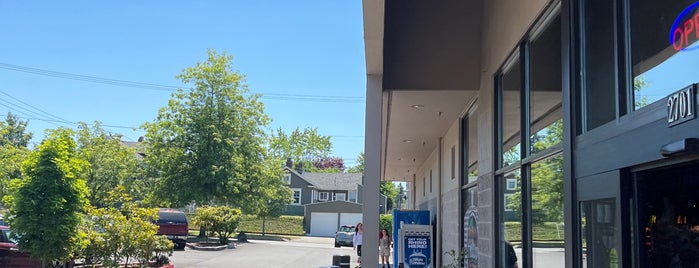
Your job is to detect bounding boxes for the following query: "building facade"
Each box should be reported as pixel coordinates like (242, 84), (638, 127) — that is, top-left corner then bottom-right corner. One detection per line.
(362, 0), (699, 267)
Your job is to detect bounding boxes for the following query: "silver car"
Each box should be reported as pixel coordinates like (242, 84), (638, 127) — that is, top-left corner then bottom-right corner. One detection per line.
(334, 225), (355, 247)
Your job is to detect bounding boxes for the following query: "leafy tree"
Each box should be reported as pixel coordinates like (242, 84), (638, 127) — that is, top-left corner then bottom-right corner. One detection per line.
(246, 158), (293, 236)
(507, 120), (564, 223)
(347, 152), (364, 173)
(4, 128), (89, 266)
(75, 122), (146, 207)
(380, 181), (400, 211)
(0, 113), (32, 203)
(0, 112), (33, 148)
(193, 206), (242, 244)
(312, 156), (345, 172)
(143, 49), (271, 208)
(255, 185), (293, 236)
(268, 127), (332, 172)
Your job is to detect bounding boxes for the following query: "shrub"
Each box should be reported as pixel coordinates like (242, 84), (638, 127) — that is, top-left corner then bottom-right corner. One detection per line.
(237, 215), (304, 235)
(193, 206), (242, 244)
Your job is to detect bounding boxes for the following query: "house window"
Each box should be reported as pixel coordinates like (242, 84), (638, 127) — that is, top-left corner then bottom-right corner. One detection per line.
(319, 192), (330, 201)
(281, 173), (291, 184)
(504, 193), (514, 211)
(291, 188), (301, 205)
(334, 193), (346, 201)
(348, 191), (357, 202)
(506, 178), (517, 190)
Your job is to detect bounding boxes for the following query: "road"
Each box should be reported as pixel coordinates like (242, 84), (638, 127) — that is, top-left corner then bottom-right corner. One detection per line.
(170, 236), (360, 268)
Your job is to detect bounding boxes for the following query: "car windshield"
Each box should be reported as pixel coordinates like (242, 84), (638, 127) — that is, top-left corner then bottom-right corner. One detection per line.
(339, 226), (355, 232)
(2, 229), (17, 244)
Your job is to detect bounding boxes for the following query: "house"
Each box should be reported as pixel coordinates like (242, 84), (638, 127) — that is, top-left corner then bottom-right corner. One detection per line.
(282, 162), (387, 237)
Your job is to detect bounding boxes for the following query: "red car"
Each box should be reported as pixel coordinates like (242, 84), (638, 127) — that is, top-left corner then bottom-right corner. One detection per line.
(0, 226), (42, 268)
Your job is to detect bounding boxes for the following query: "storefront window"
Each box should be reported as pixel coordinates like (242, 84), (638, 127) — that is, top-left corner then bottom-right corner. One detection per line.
(500, 59), (521, 167)
(531, 154), (565, 267)
(462, 186), (478, 268)
(580, 0), (617, 132)
(500, 169), (522, 268)
(462, 116), (478, 185)
(530, 15), (562, 154)
(631, 0), (699, 110)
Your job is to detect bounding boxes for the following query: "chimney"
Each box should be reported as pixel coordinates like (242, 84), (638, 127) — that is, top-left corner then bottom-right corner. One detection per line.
(296, 162), (303, 174)
(286, 158), (293, 169)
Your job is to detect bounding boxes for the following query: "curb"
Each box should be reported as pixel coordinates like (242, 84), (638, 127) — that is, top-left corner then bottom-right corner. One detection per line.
(186, 243), (232, 251)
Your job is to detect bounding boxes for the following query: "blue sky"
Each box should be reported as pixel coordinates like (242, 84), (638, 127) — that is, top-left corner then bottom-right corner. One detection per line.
(0, 1), (366, 166)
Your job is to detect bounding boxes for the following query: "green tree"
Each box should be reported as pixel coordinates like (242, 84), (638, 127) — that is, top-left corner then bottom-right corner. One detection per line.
(507, 120), (564, 223)
(75, 122), (146, 207)
(247, 158), (293, 235)
(268, 127), (332, 172)
(0, 113), (32, 203)
(347, 152), (364, 173)
(143, 49), (270, 208)
(380, 181), (400, 211)
(0, 112), (33, 148)
(4, 128), (89, 266)
(193, 206), (242, 244)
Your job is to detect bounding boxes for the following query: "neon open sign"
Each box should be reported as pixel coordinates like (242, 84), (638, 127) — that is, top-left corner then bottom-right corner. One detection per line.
(670, 2), (699, 51)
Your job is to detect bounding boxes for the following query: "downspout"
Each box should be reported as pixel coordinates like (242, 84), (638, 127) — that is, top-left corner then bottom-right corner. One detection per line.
(437, 137), (444, 268)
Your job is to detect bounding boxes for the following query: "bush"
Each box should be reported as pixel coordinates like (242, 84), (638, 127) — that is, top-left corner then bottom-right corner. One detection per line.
(193, 206), (242, 244)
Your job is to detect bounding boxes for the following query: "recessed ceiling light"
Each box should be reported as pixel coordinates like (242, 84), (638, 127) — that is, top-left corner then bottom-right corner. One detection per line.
(411, 105), (424, 109)
(402, 139), (413, 143)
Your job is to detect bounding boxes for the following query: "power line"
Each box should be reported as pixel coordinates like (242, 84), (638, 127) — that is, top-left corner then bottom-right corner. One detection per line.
(0, 62), (366, 103)
(0, 90), (73, 124)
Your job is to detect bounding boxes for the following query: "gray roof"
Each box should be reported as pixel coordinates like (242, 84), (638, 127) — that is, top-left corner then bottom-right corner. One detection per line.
(301, 172), (362, 191)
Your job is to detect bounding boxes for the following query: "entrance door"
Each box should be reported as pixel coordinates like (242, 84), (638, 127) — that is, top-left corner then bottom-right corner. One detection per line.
(632, 161), (699, 267)
(577, 170), (622, 268)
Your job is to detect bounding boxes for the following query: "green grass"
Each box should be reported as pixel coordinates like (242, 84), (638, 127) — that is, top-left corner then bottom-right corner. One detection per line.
(504, 221), (564, 242)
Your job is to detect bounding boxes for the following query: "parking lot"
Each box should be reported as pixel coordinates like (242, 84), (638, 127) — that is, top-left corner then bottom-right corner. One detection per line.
(170, 236), (359, 268)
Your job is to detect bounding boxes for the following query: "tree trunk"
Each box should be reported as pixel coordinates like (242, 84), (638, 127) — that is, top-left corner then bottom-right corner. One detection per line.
(198, 226), (207, 238)
(262, 216), (266, 236)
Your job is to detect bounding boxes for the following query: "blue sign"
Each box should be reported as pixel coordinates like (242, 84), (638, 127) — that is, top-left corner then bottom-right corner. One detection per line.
(403, 234), (431, 268)
(393, 210), (430, 267)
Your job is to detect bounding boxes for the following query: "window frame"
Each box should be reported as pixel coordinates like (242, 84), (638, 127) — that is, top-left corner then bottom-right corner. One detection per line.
(319, 192), (330, 201)
(291, 188), (302, 205)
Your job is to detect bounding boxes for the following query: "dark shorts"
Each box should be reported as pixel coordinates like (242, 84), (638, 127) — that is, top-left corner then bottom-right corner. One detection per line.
(356, 245), (362, 256)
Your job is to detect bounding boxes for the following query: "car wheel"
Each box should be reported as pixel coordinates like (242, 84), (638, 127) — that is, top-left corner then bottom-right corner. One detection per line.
(334, 241), (340, 248)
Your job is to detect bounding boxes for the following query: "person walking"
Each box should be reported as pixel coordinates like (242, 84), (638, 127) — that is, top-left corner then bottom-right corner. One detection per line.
(379, 229), (392, 268)
(353, 223), (364, 266)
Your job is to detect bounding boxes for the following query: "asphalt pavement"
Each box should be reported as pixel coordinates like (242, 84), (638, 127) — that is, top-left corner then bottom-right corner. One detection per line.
(170, 236), (379, 268)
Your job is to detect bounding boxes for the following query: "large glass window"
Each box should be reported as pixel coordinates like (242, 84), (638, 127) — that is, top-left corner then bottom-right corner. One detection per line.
(500, 169), (522, 268)
(580, 0), (617, 132)
(462, 116), (478, 185)
(496, 10), (563, 268)
(581, 198), (619, 268)
(500, 58), (521, 168)
(463, 186), (478, 268)
(531, 154), (565, 267)
(630, 0), (699, 110)
(530, 15), (563, 154)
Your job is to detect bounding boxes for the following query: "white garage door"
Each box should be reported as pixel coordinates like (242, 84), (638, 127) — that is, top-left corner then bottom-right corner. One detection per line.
(339, 213), (363, 227)
(310, 212), (338, 237)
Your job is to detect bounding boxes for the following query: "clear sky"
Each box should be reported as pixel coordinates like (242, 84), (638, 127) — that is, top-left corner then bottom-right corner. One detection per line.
(0, 1), (366, 167)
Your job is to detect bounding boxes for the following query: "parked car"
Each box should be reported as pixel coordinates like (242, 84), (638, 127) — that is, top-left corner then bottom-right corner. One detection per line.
(334, 225), (355, 247)
(0, 226), (42, 267)
(155, 208), (189, 250)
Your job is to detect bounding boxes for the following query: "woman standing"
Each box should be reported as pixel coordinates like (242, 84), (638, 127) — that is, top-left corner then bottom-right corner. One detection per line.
(379, 229), (392, 268)
(353, 223), (364, 265)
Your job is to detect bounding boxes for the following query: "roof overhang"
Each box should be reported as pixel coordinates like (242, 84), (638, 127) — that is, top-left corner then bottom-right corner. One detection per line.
(363, 0), (483, 181)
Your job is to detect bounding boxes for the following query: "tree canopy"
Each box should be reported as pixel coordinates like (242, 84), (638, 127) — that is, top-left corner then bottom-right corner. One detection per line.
(268, 127), (332, 171)
(0, 113), (31, 203)
(143, 49), (271, 208)
(4, 128), (89, 265)
(76, 122), (146, 207)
